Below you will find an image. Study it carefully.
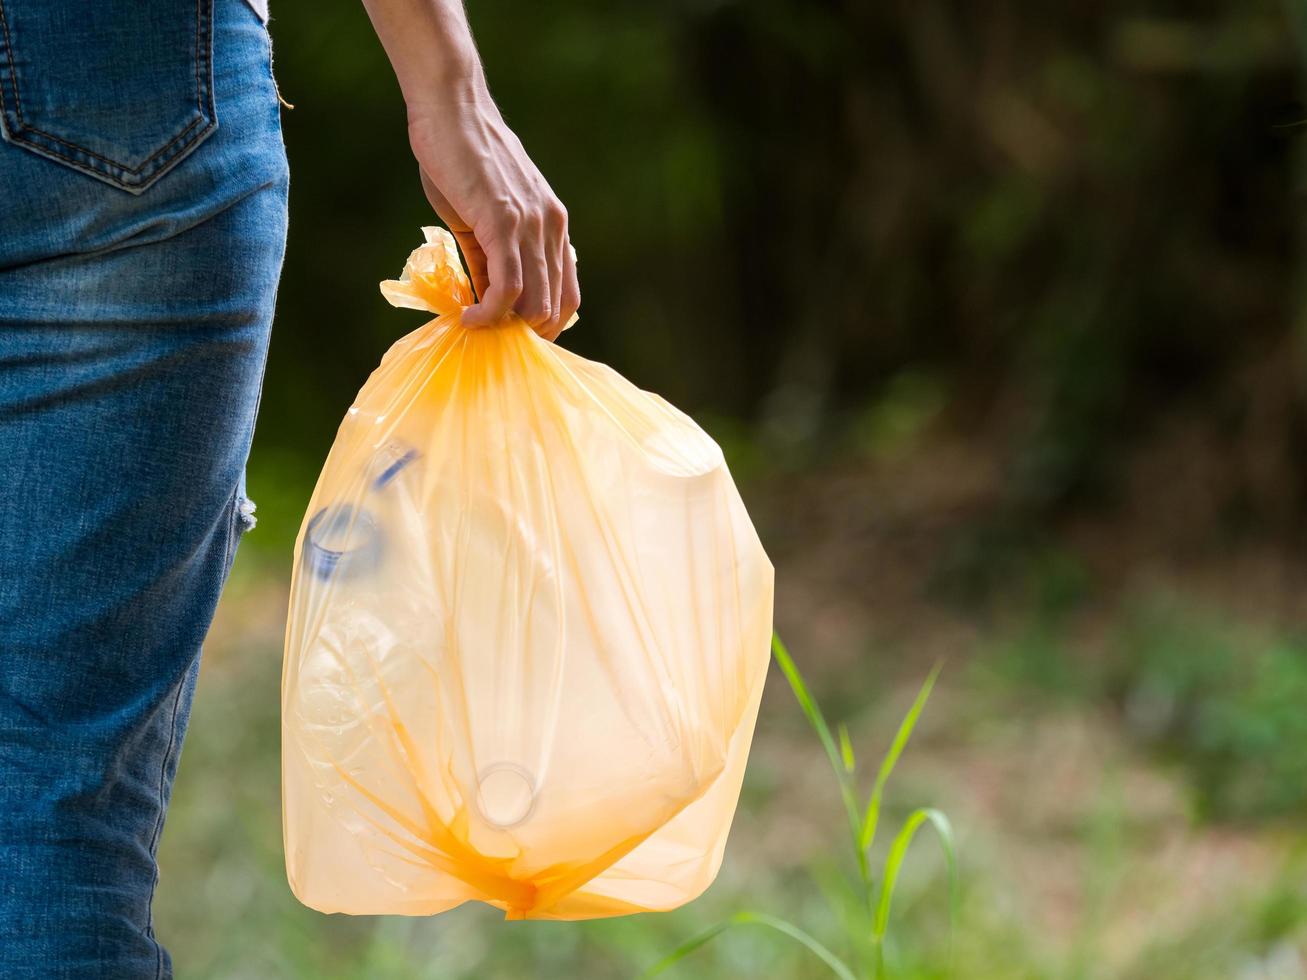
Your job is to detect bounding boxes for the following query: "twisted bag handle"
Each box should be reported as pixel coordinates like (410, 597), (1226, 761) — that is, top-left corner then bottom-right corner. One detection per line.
(380, 226), (578, 331)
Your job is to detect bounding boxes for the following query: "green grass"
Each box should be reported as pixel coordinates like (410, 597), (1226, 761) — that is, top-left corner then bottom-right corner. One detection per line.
(156, 557), (1307, 979)
(644, 636), (956, 980)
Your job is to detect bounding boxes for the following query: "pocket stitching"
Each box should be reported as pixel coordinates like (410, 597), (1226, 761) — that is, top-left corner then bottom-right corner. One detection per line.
(0, 0), (216, 189)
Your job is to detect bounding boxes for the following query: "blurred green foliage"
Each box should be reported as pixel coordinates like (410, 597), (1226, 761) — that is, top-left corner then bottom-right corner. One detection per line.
(166, 1), (1307, 976)
(258, 0), (1306, 526)
(982, 590), (1307, 822)
(1111, 597), (1307, 822)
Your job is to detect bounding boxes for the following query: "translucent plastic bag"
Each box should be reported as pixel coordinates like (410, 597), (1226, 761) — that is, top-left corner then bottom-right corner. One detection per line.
(282, 228), (774, 920)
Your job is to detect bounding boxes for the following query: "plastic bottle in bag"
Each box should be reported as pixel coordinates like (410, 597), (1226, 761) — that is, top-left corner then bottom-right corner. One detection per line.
(282, 227), (774, 920)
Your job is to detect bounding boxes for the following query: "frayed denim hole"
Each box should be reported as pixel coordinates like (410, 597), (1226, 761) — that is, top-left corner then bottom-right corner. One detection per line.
(236, 496), (257, 532)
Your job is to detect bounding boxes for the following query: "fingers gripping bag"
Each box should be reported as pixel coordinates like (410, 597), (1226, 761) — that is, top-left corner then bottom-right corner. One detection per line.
(282, 228), (774, 920)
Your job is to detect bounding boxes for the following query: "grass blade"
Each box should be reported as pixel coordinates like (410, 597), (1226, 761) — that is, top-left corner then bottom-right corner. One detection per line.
(740, 912), (860, 980)
(772, 634), (867, 878)
(640, 920), (733, 977)
(771, 634), (852, 801)
(642, 911), (859, 980)
(838, 723), (857, 774)
(872, 807), (958, 975)
(859, 664), (941, 857)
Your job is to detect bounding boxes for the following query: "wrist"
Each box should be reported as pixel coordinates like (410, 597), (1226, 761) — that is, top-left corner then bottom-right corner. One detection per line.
(403, 65), (492, 118)
(397, 13), (486, 102)
(362, 0), (489, 108)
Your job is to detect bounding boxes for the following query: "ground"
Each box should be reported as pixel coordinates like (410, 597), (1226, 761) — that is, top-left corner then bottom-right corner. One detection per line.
(155, 432), (1307, 979)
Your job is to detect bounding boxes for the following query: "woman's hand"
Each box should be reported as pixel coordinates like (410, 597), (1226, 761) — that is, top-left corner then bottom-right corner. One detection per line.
(408, 96), (579, 339)
(361, 0), (579, 340)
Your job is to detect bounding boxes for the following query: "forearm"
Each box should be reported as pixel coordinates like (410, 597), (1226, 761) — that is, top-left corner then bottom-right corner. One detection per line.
(360, 0), (580, 337)
(359, 0), (488, 108)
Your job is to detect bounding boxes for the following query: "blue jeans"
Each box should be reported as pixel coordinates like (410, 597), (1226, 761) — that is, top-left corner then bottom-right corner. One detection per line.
(0, 1), (288, 976)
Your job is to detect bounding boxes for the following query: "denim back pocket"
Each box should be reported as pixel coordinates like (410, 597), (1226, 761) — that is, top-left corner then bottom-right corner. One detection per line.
(0, 0), (216, 194)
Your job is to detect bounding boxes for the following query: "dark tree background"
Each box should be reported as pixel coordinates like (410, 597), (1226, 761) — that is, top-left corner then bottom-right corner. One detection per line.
(256, 0), (1307, 548)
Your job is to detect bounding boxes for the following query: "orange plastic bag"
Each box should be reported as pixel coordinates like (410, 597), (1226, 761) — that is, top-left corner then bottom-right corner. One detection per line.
(282, 228), (773, 920)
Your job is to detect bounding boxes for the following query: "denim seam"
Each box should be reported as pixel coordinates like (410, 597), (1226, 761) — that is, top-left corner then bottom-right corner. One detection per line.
(143, 487), (240, 980)
(264, 16), (293, 110)
(147, 670), (189, 980)
(0, 0), (216, 191)
(223, 482), (243, 567)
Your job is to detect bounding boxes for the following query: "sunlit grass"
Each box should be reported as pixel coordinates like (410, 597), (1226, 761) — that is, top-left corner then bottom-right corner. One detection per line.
(157, 559), (1307, 979)
(644, 635), (956, 979)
